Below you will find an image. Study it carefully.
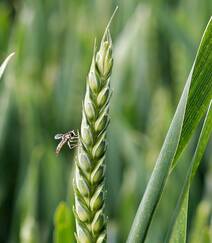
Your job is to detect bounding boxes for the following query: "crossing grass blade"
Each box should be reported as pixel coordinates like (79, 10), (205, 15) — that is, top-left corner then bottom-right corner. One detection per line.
(127, 17), (212, 243)
(168, 101), (212, 243)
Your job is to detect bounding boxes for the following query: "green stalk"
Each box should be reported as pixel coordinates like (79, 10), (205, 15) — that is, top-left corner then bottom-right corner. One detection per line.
(73, 23), (114, 243)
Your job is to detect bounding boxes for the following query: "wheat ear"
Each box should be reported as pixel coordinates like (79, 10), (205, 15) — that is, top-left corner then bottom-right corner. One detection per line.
(73, 23), (114, 243)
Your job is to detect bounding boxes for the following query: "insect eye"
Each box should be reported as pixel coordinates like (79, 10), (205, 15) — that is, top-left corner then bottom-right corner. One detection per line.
(69, 131), (75, 137)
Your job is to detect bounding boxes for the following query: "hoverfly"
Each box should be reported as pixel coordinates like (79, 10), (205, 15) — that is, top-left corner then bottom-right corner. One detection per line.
(54, 130), (78, 155)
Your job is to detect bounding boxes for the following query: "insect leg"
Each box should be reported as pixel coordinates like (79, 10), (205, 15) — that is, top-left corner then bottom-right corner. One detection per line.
(68, 140), (78, 149)
(71, 130), (78, 137)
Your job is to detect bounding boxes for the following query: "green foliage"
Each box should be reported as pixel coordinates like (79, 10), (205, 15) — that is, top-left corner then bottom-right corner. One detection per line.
(127, 17), (212, 243)
(169, 189), (189, 243)
(0, 1), (211, 243)
(189, 201), (212, 243)
(169, 102), (212, 243)
(12, 149), (41, 243)
(54, 202), (73, 243)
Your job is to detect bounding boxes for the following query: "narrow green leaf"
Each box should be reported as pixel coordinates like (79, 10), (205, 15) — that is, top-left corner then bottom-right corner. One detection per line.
(127, 18), (212, 243)
(173, 20), (212, 167)
(54, 202), (72, 243)
(169, 101), (212, 243)
(0, 52), (15, 149)
(190, 101), (212, 180)
(10, 149), (41, 243)
(169, 189), (189, 243)
(0, 52), (15, 80)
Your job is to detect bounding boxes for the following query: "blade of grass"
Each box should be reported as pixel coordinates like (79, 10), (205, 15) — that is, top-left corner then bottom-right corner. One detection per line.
(112, 4), (150, 108)
(127, 17), (212, 243)
(168, 101), (212, 243)
(0, 53), (15, 150)
(9, 148), (41, 243)
(54, 202), (73, 243)
(0, 53), (14, 80)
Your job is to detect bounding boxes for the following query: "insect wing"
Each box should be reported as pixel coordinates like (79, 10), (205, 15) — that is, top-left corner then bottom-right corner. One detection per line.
(54, 134), (63, 140)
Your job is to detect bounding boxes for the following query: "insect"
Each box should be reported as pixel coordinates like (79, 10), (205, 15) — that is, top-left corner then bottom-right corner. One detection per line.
(54, 130), (78, 155)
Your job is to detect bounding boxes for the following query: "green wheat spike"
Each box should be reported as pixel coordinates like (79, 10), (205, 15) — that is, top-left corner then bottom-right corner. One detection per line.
(73, 9), (117, 242)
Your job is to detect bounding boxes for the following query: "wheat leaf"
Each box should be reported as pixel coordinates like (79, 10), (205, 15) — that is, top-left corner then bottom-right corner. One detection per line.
(169, 101), (212, 243)
(127, 17), (212, 243)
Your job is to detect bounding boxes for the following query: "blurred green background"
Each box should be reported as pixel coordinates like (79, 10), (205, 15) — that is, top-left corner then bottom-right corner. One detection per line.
(0, 0), (211, 242)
